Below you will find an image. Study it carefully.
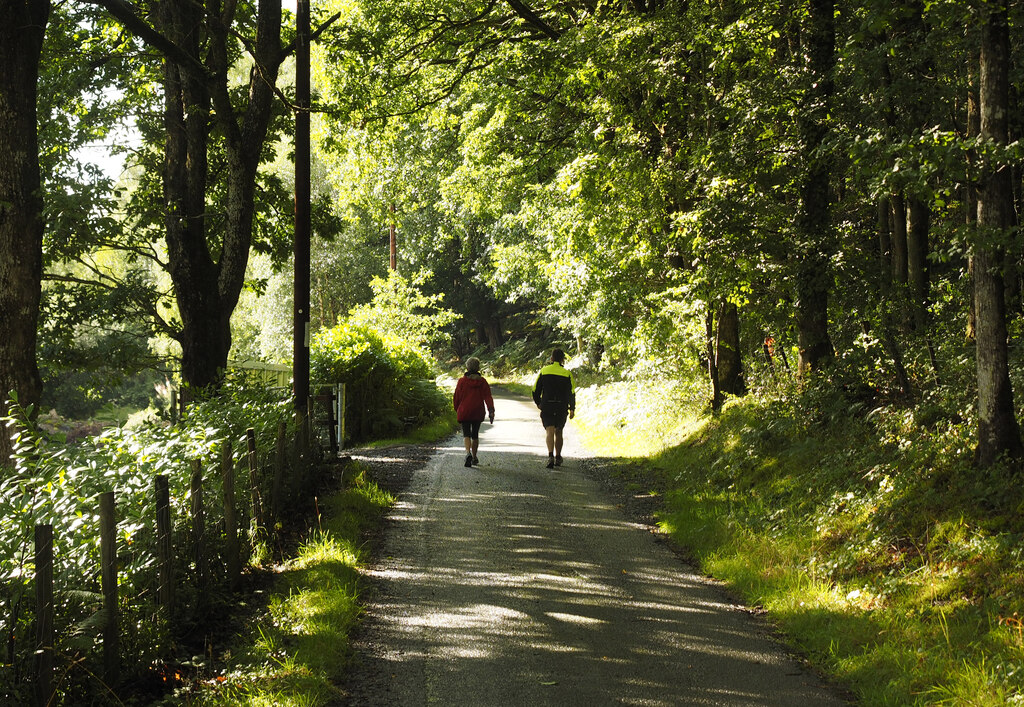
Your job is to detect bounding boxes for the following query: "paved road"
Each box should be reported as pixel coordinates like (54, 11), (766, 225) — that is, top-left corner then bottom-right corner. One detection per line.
(339, 393), (848, 706)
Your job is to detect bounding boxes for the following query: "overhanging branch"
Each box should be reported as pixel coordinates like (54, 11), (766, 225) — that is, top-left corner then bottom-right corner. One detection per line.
(505, 0), (561, 40)
(85, 0), (208, 77)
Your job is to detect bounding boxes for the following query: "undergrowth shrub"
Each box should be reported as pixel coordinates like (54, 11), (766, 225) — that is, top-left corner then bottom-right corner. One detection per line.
(310, 322), (449, 443)
(0, 381), (296, 705)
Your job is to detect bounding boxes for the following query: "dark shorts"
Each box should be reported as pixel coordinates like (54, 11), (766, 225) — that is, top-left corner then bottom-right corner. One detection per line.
(540, 405), (568, 430)
(461, 421), (483, 439)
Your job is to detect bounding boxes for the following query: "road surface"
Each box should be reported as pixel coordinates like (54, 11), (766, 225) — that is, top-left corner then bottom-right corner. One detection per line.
(339, 392), (848, 706)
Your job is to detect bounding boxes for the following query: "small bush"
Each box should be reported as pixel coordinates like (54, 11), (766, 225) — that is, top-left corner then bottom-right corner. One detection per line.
(311, 322), (449, 443)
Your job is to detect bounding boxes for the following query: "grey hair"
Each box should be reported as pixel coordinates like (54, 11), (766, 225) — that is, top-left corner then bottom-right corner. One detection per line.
(466, 357), (481, 373)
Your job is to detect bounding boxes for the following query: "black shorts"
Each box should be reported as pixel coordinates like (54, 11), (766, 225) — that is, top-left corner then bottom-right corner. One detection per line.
(461, 421), (483, 439)
(540, 406), (568, 430)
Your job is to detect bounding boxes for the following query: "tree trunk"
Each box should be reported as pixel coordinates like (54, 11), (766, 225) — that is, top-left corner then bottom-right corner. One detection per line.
(99, 0), (284, 392)
(1008, 42), (1023, 318)
(706, 306), (722, 411)
(878, 197), (892, 292)
(974, 0), (1022, 466)
(875, 195), (913, 397)
(794, 0), (836, 372)
(483, 318), (504, 351)
(0, 0), (49, 465)
(161, 7), (221, 389)
(890, 193), (909, 287)
(907, 196), (930, 330)
(716, 302), (746, 396)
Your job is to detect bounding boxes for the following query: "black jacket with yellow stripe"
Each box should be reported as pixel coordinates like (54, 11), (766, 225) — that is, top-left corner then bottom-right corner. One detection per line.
(532, 362), (575, 412)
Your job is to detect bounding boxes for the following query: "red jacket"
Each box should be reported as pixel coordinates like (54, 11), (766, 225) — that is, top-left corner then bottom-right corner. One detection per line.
(453, 374), (495, 422)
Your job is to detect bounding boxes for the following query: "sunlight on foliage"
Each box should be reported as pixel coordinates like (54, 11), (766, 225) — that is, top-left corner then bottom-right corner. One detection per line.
(573, 379), (708, 458)
(310, 320), (450, 444)
(0, 382), (295, 702)
(346, 270), (460, 348)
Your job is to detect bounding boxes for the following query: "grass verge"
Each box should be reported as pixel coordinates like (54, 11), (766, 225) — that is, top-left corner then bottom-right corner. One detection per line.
(164, 465), (394, 706)
(361, 412), (458, 448)
(574, 380), (1024, 706)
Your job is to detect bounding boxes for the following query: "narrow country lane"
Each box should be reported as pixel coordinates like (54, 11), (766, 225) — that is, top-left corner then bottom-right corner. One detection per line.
(338, 392), (849, 706)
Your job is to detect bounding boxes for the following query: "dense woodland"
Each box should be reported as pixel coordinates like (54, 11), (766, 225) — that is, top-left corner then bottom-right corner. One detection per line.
(6, 0), (1024, 702)
(3, 0), (1024, 466)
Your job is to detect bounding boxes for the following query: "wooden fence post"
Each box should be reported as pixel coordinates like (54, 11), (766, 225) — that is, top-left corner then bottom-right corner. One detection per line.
(154, 475), (174, 613)
(245, 428), (264, 531)
(99, 491), (119, 688)
(34, 524), (54, 707)
(316, 386), (338, 456)
(336, 382), (345, 451)
(190, 459), (206, 609)
(272, 420), (286, 521)
(222, 443), (239, 591)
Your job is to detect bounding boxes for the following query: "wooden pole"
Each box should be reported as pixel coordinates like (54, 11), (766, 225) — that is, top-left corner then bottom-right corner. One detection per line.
(222, 442), (240, 590)
(293, 0), (311, 415)
(246, 428), (263, 530)
(389, 202), (397, 270)
(301, 400), (313, 491)
(99, 491), (119, 687)
(34, 524), (53, 707)
(190, 459), (206, 608)
(293, 420), (304, 498)
(155, 475), (174, 613)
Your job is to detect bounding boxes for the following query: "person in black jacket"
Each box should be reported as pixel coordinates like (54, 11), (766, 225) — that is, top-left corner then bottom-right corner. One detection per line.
(532, 348), (575, 468)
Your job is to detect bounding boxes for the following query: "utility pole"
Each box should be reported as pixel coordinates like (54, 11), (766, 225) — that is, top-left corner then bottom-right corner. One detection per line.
(389, 202), (397, 270)
(293, 0), (311, 414)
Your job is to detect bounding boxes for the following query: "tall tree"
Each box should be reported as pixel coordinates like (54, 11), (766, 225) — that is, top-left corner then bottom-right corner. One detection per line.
(973, 0), (1021, 466)
(89, 0), (290, 391)
(0, 0), (50, 464)
(794, 0), (836, 371)
(897, 0), (937, 333)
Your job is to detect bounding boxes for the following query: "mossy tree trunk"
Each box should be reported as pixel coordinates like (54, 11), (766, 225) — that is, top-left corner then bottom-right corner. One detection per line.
(0, 0), (49, 465)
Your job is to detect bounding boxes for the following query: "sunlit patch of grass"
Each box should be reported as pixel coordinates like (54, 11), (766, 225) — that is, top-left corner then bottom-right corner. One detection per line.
(174, 465), (393, 706)
(490, 380), (533, 398)
(290, 532), (360, 569)
(361, 411), (458, 448)
(573, 379), (706, 458)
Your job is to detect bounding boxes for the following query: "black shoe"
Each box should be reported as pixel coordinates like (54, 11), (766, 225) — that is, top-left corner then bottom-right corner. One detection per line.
(465, 454), (473, 467)
(546, 457), (555, 469)
(472, 456), (479, 465)
(555, 456), (563, 467)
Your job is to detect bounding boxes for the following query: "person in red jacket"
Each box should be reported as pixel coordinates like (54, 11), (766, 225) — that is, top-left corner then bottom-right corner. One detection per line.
(453, 357), (495, 467)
